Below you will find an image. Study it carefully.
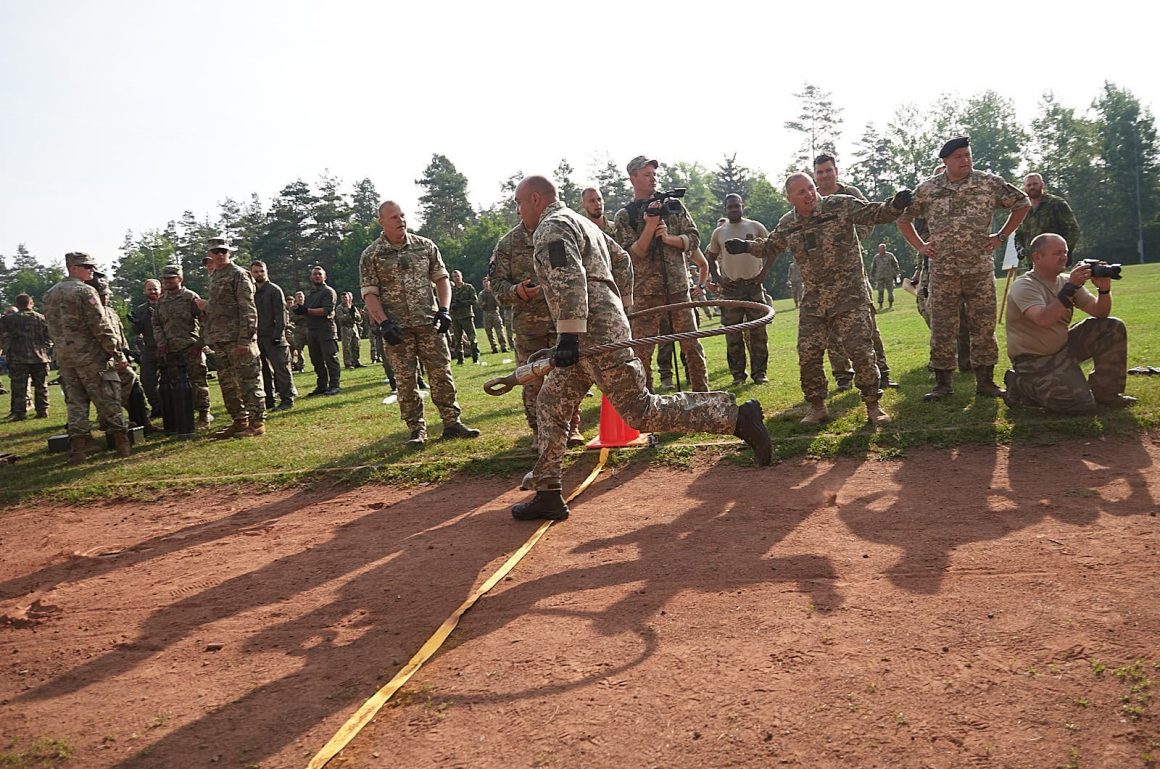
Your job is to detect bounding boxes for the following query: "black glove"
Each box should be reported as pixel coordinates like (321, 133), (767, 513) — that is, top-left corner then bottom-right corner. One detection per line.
(432, 307), (452, 334)
(724, 238), (750, 255)
(552, 333), (580, 368)
(890, 189), (914, 210)
(378, 319), (404, 346)
(291, 304), (307, 316)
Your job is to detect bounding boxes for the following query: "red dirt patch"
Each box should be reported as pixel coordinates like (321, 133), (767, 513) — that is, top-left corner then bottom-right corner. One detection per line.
(1, 437), (1158, 768)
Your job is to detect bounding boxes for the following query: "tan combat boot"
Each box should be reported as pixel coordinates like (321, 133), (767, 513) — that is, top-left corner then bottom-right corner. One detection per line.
(799, 398), (830, 426)
(238, 419), (265, 437)
(113, 430), (132, 457)
(865, 399), (893, 426)
(212, 418), (249, 440)
(68, 436), (89, 465)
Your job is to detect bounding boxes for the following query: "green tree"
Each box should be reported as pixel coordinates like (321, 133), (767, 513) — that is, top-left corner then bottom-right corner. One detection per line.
(711, 153), (753, 203)
(784, 82), (843, 168)
(849, 122), (896, 201)
(553, 159), (582, 210)
(416, 154), (475, 242)
(3, 244), (63, 306)
(350, 178), (380, 228)
(591, 157), (633, 214)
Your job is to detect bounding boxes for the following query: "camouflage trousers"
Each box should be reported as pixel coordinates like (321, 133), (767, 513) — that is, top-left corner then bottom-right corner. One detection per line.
(874, 278), (895, 306)
(928, 268), (998, 370)
(828, 303), (889, 383)
(719, 282), (772, 381)
(216, 343), (265, 423)
(630, 292), (708, 392)
(59, 362), (126, 437)
(1006, 317), (1128, 415)
(258, 337), (297, 404)
(450, 316), (477, 361)
(162, 347), (211, 412)
(341, 328), (361, 367)
(502, 308), (516, 350)
(916, 295), (972, 370)
(9, 361), (48, 417)
(385, 325), (461, 431)
(531, 348), (738, 491)
(483, 310), (507, 352)
(514, 320), (555, 434)
(801, 306), (880, 402)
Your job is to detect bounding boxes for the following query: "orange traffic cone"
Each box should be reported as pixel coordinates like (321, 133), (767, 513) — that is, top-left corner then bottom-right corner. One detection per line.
(586, 394), (650, 449)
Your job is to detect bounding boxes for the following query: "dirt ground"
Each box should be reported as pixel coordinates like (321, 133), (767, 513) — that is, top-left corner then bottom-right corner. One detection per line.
(1, 436), (1158, 769)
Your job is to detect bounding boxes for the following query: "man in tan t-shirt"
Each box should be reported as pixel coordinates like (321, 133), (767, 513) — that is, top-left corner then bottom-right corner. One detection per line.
(1004, 233), (1133, 414)
(707, 193), (772, 384)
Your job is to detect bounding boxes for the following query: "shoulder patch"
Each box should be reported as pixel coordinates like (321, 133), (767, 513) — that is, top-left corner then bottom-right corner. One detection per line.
(548, 240), (567, 269)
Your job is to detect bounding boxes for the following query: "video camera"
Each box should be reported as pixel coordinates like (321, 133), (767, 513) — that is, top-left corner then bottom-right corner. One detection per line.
(626, 188), (687, 228)
(1080, 258), (1123, 280)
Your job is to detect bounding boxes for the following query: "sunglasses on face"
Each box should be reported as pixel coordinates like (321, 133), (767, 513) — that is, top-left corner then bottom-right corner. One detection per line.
(209, 248), (228, 255)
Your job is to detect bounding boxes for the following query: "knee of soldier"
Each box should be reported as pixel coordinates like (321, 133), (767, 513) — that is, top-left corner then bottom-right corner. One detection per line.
(1100, 315), (1127, 341)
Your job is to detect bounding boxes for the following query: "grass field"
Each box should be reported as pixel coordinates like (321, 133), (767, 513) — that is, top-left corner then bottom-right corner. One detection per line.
(1, 264), (1157, 504)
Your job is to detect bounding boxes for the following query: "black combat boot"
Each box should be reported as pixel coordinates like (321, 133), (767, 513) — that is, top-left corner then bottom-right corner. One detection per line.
(733, 399), (772, 466)
(511, 490), (570, 521)
(974, 365), (1005, 397)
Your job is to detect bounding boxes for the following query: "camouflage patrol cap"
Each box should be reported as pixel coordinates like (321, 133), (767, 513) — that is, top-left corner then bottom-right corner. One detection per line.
(626, 156), (659, 175)
(207, 236), (237, 252)
(161, 264), (183, 278)
(65, 251), (96, 268)
(938, 136), (970, 159)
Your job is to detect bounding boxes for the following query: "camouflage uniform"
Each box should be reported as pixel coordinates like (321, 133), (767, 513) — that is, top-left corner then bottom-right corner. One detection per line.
(360, 232), (464, 432)
(103, 302), (140, 411)
(42, 276), (127, 437)
(289, 306), (308, 371)
(205, 262), (264, 424)
(337, 303), (363, 368)
(1005, 272), (1126, 413)
(1014, 192), (1082, 262)
(449, 281), (479, 362)
(531, 201), (740, 491)
(153, 285), (211, 413)
(913, 221), (972, 370)
(612, 197), (709, 392)
(478, 287), (506, 353)
(870, 250), (900, 306)
(0, 307), (51, 418)
(788, 260), (803, 307)
(254, 280), (297, 406)
(749, 195), (903, 403)
(819, 182), (893, 388)
(129, 299), (160, 415)
(303, 282), (340, 392)
(501, 305), (515, 350)
(900, 170), (1030, 370)
(490, 223), (556, 434)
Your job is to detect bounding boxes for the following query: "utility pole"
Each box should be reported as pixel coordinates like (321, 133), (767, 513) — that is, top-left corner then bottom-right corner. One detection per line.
(1131, 121), (1145, 264)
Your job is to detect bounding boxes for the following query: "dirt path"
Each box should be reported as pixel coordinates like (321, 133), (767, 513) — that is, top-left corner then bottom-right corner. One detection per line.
(2, 436), (1158, 768)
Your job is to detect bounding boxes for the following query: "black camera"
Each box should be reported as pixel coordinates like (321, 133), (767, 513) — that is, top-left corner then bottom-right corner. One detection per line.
(627, 188), (687, 227)
(1080, 258), (1123, 280)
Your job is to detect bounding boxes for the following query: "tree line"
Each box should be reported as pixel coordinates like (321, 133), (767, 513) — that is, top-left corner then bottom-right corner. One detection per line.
(3, 81), (1157, 312)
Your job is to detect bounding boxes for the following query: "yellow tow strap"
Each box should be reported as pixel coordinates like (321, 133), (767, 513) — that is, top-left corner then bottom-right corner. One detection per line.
(305, 448), (611, 769)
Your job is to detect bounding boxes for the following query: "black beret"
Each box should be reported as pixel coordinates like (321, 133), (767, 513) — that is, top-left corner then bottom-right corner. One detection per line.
(939, 136), (970, 159)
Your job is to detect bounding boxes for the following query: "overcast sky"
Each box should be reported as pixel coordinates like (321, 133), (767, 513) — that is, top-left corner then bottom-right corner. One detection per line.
(2, 0), (1154, 272)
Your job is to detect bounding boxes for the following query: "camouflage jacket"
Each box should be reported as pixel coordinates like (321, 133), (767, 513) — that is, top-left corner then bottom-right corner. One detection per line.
(359, 232), (448, 330)
(750, 195), (903, 317)
(130, 300), (158, 357)
(42, 277), (124, 368)
(105, 305), (130, 357)
(205, 261), (258, 347)
(153, 287), (204, 352)
(533, 201), (634, 356)
(336, 304), (362, 333)
(831, 182), (872, 242)
(1014, 192), (1082, 260)
(0, 309), (52, 364)
(611, 196), (698, 298)
(489, 224), (553, 333)
(254, 281), (288, 343)
(870, 251), (900, 281)
(900, 170), (1030, 275)
(478, 288), (499, 313)
(449, 282), (478, 319)
(303, 284), (337, 337)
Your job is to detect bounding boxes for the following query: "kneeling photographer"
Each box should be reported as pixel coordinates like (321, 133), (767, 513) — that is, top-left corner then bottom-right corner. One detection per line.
(1003, 233), (1134, 414)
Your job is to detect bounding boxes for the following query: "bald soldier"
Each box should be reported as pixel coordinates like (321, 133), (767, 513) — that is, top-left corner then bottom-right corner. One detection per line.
(510, 176), (771, 521)
(725, 174), (912, 427)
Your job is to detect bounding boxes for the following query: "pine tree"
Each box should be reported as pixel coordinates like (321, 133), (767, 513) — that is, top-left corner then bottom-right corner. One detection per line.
(415, 154), (475, 242)
(711, 153), (753, 203)
(784, 82), (843, 168)
(553, 159), (582, 209)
